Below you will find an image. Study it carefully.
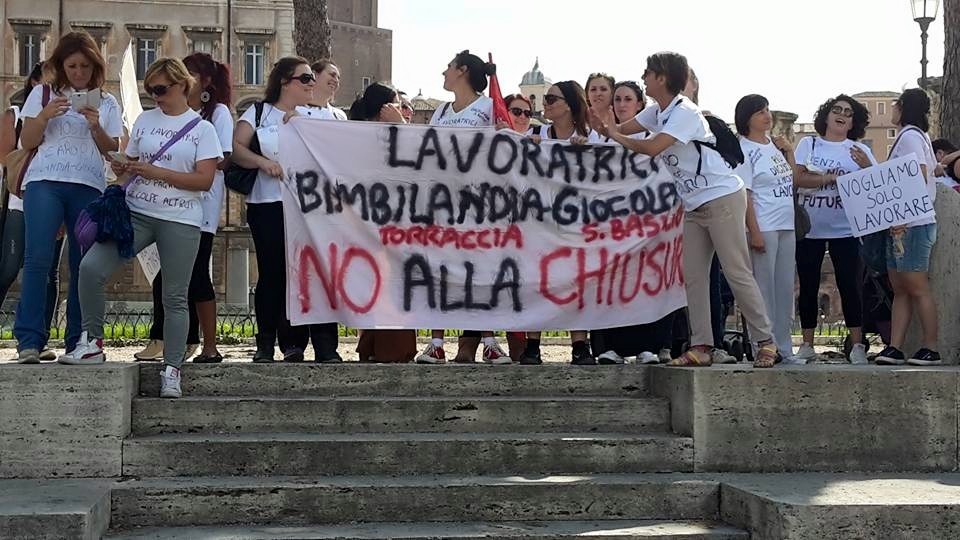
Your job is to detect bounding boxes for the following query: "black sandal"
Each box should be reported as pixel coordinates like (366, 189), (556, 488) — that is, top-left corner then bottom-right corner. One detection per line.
(193, 353), (223, 364)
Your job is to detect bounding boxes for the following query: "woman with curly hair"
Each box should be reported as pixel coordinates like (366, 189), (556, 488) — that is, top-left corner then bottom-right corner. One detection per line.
(792, 94), (876, 364)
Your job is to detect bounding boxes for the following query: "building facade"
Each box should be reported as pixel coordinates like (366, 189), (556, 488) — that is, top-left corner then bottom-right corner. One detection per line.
(852, 91), (899, 159)
(1, 0), (391, 306)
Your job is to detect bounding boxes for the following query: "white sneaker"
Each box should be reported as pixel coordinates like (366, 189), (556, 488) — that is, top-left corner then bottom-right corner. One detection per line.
(482, 342), (512, 365)
(794, 343), (817, 363)
(849, 343), (868, 365)
(636, 351), (660, 364)
(597, 350), (626, 365)
(781, 355), (808, 365)
(160, 365), (182, 398)
(711, 349), (737, 364)
(658, 348), (672, 363)
(415, 343), (447, 364)
(58, 332), (105, 365)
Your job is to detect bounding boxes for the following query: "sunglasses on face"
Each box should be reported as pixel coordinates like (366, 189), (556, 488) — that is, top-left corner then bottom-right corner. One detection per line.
(287, 73), (317, 85)
(145, 83), (174, 97)
(510, 107), (533, 118)
(543, 94), (566, 105)
(830, 105), (854, 118)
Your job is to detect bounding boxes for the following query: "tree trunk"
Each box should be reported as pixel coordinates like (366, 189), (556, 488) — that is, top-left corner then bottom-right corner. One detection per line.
(941, 0), (960, 143)
(292, 0), (332, 62)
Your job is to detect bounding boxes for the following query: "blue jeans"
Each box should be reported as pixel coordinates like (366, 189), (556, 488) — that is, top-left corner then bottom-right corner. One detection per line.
(15, 180), (100, 352)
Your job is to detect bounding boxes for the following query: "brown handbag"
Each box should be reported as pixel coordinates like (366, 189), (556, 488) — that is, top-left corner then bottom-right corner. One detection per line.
(4, 85), (50, 197)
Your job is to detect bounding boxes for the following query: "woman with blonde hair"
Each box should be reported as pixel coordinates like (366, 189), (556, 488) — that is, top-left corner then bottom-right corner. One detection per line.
(73, 58), (222, 400)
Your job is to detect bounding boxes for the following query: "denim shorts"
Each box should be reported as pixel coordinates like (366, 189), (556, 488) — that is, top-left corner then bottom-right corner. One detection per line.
(887, 223), (937, 272)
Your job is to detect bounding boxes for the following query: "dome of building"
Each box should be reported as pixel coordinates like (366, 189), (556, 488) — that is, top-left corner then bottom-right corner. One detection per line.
(520, 57), (551, 87)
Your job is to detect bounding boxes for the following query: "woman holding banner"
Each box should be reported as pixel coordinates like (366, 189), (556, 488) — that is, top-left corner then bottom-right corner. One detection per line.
(585, 73), (615, 144)
(417, 50), (510, 365)
(348, 82), (418, 363)
(791, 94), (875, 365)
(875, 89), (940, 366)
(137, 53), (233, 364)
(232, 57), (342, 364)
(595, 52), (779, 368)
(520, 81), (596, 366)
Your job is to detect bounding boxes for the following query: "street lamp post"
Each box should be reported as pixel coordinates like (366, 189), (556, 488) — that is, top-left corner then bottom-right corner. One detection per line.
(911, 0), (940, 88)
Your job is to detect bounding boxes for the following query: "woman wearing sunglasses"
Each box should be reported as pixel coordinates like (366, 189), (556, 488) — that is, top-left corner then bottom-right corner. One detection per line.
(792, 94), (875, 365)
(417, 50), (510, 365)
(596, 52), (778, 368)
(520, 81), (594, 366)
(503, 94), (533, 134)
(13, 32), (124, 364)
(136, 53), (234, 365)
(74, 58), (222, 399)
(232, 57), (342, 364)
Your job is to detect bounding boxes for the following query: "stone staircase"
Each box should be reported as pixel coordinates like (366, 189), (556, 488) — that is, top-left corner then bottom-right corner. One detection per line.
(104, 363), (748, 538)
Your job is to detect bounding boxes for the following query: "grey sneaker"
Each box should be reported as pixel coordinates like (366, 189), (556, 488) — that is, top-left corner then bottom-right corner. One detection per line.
(794, 343), (817, 362)
(17, 348), (40, 364)
(849, 343), (868, 365)
(711, 348), (737, 364)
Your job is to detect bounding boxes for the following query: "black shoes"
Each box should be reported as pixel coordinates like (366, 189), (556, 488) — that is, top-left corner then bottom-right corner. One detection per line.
(571, 342), (596, 366)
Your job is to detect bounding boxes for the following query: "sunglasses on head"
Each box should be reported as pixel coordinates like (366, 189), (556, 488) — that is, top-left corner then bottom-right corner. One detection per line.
(830, 105), (854, 118)
(145, 83), (174, 97)
(287, 73), (317, 85)
(543, 94), (566, 105)
(510, 107), (533, 118)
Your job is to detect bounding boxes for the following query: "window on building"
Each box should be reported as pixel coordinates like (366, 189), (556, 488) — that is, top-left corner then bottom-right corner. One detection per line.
(877, 101), (886, 116)
(887, 129), (896, 139)
(192, 39), (214, 55)
(19, 33), (41, 76)
(245, 43), (265, 85)
(361, 76), (371, 90)
(136, 38), (157, 80)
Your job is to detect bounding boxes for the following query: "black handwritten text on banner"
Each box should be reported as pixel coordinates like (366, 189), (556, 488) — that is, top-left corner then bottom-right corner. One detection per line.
(836, 153), (935, 237)
(279, 119), (686, 331)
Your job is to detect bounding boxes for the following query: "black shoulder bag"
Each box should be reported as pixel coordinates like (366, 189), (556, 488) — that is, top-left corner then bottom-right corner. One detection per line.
(224, 101), (265, 195)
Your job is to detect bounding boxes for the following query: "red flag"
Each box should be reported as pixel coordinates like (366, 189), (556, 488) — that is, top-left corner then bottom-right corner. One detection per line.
(487, 53), (514, 130)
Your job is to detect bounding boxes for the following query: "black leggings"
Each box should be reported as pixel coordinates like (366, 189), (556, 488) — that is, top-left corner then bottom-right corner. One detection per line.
(796, 236), (863, 329)
(150, 231), (215, 344)
(247, 202), (338, 356)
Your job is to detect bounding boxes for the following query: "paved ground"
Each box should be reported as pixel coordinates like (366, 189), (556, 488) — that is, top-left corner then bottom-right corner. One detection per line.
(0, 339), (845, 365)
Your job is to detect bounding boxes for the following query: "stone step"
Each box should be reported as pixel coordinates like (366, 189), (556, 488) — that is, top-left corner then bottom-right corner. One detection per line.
(122, 432), (693, 477)
(137, 363), (652, 397)
(105, 520), (749, 539)
(131, 396), (671, 435)
(108, 474), (720, 529)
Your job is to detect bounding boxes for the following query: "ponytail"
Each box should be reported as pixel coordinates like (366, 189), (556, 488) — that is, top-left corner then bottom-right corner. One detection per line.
(183, 52), (233, 120)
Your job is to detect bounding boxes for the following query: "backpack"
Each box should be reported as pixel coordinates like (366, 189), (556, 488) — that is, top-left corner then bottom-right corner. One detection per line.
(692, 114), (745, 174)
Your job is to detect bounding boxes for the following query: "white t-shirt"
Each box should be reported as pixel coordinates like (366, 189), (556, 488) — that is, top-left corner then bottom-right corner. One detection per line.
(240, 103), (320, 204)
(794, 136), (877, 239)
(20, 85), (124, 192)
(302, 104), (348, 121)
(199, 104), (234, 234)
(735, 138), (795, 232)
(124, 108), (223, 227)
(526, 124), (588, 142)
(5, 106), (24, 212)
(888, 126), (937, 227)
(430, 96), (494, 127)
(634, 95), (743, 210)
(587, 129), (611, 144)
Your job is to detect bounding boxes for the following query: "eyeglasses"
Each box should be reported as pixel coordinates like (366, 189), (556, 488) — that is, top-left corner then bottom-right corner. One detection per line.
(145, 83), (173, 97)
(830, 105), (854, 118)
(287, 73), (317, 85)
(543, 94), (566, 105)
(510, 107), (533, 118)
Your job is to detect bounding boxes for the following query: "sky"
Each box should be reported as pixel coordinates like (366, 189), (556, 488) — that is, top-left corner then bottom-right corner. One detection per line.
(378, 0), (946, 122)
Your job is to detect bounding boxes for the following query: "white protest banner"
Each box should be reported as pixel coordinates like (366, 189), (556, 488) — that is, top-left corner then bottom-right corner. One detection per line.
(837, 153), (935, 237)
(279, 120), (686, 331)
